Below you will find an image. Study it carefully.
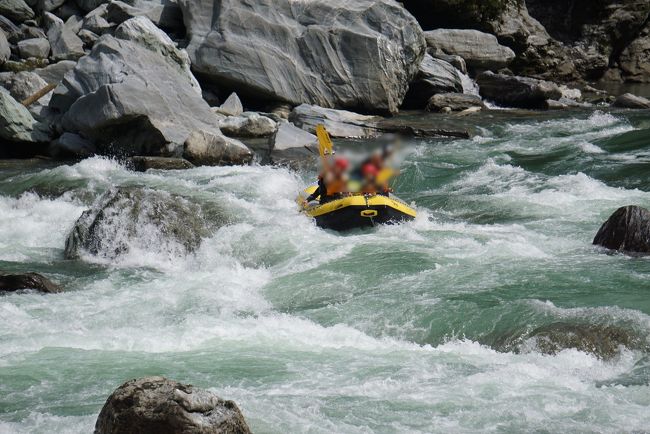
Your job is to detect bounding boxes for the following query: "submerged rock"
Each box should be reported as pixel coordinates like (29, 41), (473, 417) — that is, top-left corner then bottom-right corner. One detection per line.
(593, 205), (650, 254)
(0, 272), (62, 293)
(424, 29), (515, 70)
(288, 104), (379, 138)
(95, 376), (251, 434)
(65, 187), (209, 260)
(476, 71), (562, 109)
(179, 0), (425, 114)
(128, 156), (194, 171)
(612, 93), (650, 109)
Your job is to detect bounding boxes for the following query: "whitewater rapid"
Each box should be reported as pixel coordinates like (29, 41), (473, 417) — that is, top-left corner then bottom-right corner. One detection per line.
(1, 110), (649, 433)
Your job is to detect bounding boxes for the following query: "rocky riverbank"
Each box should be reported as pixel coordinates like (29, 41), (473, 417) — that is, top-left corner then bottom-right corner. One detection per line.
(0, 0), (648, 166)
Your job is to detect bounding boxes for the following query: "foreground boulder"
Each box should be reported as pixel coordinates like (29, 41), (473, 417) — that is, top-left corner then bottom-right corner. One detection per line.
(0, 272), (62, 293)
(593, 205), (650, 254)
(288, 104), (379, 138)
(65, 187), (209, 260)
(179, 0), (425, 114)
(612, 93), (650, 109)
(95, 377), (251, 434)
(402, 54), (463, 109)
(51, 17), (242, 159)
(424, 29), (515, 70)
(476, 71), (562, 109)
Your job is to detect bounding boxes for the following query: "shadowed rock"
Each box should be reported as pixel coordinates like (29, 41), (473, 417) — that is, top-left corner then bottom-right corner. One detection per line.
(477, 71), (562, 109)
(0, 272), (62, 293)
(594, 205), (650, 254)
(402, 54), (464, 109)
(95, 377), (251, 434)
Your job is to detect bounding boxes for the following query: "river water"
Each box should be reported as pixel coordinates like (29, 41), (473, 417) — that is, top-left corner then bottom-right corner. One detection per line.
(1, 109), (649, 433)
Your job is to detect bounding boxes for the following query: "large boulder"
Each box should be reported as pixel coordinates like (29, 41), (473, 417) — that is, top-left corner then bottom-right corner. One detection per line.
(288, 103), (379, 138)
(0, 89), (50, 144)
(426, 93), (485, 112)
(476, 71), (562, 108)
(218, 112), (277, 138)
(612, 93), (650, 109)
(50, 17), (237, 158)
(95, 377), (251, 434)
(402, 54), (464, 109)
(183, 130), (253, 166)
(593, 205), (650, 254)
(45, 12), (85, 61)
(17, 37), (50, 59)
(269, 120), (318, 163)
(179, 0), (426, 114)
(0, 272), (62, 293)
(0, 0), (35, 22)
(424, 29), (515, 70)
(65, 187), (209, 260)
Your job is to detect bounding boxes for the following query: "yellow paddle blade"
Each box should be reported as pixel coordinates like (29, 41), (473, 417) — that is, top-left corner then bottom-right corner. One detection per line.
(316, 124), (333, 159)
(376, 168), (396, 185)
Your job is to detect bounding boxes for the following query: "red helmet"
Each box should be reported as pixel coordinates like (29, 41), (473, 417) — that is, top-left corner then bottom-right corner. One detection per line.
(362, 163), (378, 177)
(334, 158), (349, 170)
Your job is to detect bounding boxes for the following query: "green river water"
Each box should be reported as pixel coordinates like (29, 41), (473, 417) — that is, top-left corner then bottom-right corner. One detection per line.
(1, 108), (650, 433)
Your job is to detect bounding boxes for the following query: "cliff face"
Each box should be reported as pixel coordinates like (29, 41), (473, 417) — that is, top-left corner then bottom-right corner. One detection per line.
(402, 0), (650, 83)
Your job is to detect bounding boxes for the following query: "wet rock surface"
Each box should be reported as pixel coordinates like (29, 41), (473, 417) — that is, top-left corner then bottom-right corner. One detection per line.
(0, 272), (62, 293)
(593, 205), (650, 254)
(95, 376), (251, 434)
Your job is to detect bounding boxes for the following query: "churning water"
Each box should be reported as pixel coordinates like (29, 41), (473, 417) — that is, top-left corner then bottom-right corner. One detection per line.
(1, 109), (650, 433)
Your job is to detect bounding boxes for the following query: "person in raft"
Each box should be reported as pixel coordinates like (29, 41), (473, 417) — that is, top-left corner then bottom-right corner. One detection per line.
(306, 157), (351, 204)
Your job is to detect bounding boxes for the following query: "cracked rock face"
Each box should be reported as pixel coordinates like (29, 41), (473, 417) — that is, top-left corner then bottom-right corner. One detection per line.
(179, 0), (426, 114)
(94, 376), (251, 434)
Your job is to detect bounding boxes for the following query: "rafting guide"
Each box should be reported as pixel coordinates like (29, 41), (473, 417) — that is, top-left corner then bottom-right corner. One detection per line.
(298, 125), (417, 231)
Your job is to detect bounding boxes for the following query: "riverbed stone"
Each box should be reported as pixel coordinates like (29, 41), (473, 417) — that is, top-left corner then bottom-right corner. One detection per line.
(94, 377), (251, 434)
(183, 130), (253, 166)
(593, 205), (650, 254)
(476, 71), (562, 109)
(0, 29), (10, 64)
(45, 12), (85, 60)
(17, 38), (50, 59)
(612, 93), (650, 109)
(179, 0), (425, 114)
(0, 71), (51, 104)
(0, 272), (62, 293)
(34, 59), (76, 84)
(288, 103), (379, 138)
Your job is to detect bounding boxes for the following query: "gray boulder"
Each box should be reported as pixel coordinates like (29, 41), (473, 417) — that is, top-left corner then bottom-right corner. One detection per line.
(476, 71), (562, 109)
(0, 29), (9, 64)
(183, 130), (253, 166)
(0, 71), (51, 103)
(95, 377), (251, 434)
(49, 131), (95, 157)
(179, 0), (425, 114)
(65, 187), (209, 260)
(403, 54), (464, 109)
(82, 13), (112, 35)
(0, 89), (50, 143)
(0, 0), (35, 22)
(288, 103), (379, 138)
(213, 92), (243, 117)
(45, 12), (85, 60)
(424, 29), (515, 70)
(269, 120), (317, 163)
(50, 17), (225, 157)
(612, 93), (650, 109)
(37, 0), (65, 12)
(426, 93), (484, 112)
(218, 112), (277, 138)
(34, 59), (77, 84)
(128, 156), (194, 171)
(106, 0), (183, 32)
(17, 37), (50, 59)
(594, 205), (650, 254)
(0, 272), (62, 293)
(77, 28), (99, 47)
(20, 24), (47, 40)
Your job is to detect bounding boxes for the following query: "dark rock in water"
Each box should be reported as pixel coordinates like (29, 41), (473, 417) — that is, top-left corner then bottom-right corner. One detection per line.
(423, 29), (515, 70)
(65, 187), (209, 260)
(0, 272), (62, 293)
(49, 132), (96, 158)
(426, 93), (484, 112)
(179, 0), (425, 114)
(593, 205), (650, 254)
(128, 156), (194, 171)
(476, 71), (562, 109)
(95, 376), (251, 434)
(612, 93), (650, 109)
(402, 54), (463, 109)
